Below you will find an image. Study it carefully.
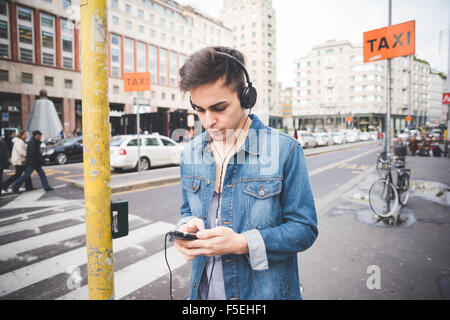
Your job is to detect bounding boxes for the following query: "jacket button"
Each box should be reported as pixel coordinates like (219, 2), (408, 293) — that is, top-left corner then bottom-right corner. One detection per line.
(259, 186), (265, 196)
(206, 179), (210, 185)
(192, 182), (196, 190)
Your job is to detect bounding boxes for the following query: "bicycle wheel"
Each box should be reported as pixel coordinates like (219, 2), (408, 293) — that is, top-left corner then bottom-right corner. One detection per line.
(398, 173), (410, 206)
(369, 179), (399, 218)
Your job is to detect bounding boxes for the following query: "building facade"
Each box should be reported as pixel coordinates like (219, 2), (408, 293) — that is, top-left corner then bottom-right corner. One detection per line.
(0, 0), (231, 137)
(292, 39), (445, 133)
(221, 0), (278, 126)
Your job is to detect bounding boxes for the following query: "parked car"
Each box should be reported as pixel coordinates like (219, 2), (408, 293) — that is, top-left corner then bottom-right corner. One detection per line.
(344, 129), (359, 143)
(313, 132), (333, 146)
(331, 131), (345, 144)
(110, 134), (184, 171)
(368, 131), (378, 141)
(359, 131), (370, 141)
(297, 130), (317, 148)
(42, 137), (83, 165)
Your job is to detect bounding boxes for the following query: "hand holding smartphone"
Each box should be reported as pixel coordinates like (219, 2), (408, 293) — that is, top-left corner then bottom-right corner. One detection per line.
(168, 230), (198, 240)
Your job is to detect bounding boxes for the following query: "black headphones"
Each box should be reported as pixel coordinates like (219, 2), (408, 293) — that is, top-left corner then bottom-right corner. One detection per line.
(190, 50), (257, 110)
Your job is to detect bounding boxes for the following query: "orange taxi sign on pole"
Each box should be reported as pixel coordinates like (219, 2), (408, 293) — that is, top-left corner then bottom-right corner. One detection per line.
(123, 72), (151, 92)
(363, 20), (415, 63)
(346, 116), (353, 123)
(405, 116), (412, 122)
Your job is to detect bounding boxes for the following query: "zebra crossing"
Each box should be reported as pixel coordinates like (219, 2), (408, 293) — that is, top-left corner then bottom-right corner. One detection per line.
(0, 189), (189, 300)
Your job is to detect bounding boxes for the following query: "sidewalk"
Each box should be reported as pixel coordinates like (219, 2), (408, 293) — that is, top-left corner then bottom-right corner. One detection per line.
(299, 155), (450, 300)
(70, 140), (377, 194)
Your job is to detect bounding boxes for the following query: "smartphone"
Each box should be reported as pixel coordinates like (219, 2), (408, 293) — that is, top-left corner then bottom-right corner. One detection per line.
(169, 231), (198, 240)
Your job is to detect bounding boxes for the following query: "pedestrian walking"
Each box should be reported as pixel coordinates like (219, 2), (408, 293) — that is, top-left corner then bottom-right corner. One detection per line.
(171, 46), (318, 300)
(293, 129), (298, 140)
(11, 130), (53, 193)
(2, 130), (33, 192)
(0, 135), (11, 197)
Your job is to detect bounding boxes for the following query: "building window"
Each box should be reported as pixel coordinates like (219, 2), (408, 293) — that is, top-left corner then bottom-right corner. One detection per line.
(169, 51), (177, 87)
(42, 52), (54, 65)
(19, 25), (33, 44)
(110, 33), (121, 77)
(137, 41), (146, 72)
(112, 16), (119, 25)
(44, 76), (54, 86)
(17, 6), (32, 21)
(42, 31), (54, 48)
(64, 79), (73, 88)
(61, 19), (74, 69)
(22, 72), (32, 84)
(0, 2), (9, 59)
(159, 48), (167, 85)
(124, 37), (134, 73)
(125, 4), (131, 14)
(62, 56), (73, 68)
(148, 45), (157, 84)
(0, 69), (8, 81)
(40, 13), (55, 66)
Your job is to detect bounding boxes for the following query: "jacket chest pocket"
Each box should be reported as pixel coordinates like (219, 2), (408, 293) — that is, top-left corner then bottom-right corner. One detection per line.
(242, 180), (282, 229)
(182, 177), (203, 218)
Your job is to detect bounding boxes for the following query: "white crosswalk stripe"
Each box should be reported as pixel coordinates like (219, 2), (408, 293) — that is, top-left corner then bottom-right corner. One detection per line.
(0, 199), (186, 300)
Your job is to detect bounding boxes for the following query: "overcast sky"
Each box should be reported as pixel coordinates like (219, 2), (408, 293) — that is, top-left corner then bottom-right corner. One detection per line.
(178, 0), (449, 88)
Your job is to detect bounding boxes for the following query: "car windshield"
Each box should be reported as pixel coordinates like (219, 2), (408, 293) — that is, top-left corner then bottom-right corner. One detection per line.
(55, 137), (81, 146)
(111, 136), (126, 147)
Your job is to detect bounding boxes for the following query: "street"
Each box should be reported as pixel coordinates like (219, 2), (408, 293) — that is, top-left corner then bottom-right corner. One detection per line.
(0, 141), (449, 300)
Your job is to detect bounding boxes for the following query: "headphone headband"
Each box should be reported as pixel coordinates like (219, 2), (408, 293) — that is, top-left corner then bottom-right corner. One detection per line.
(215, 51), (252, 87)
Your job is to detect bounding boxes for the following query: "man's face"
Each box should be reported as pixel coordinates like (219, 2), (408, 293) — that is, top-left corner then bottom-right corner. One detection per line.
(35, 134), (41, 140)
(190, 77), (244, 142)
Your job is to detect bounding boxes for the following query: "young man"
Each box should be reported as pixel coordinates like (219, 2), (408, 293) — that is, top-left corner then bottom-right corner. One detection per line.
(12, 130), (53, 193)
(173, 46), (318, 300)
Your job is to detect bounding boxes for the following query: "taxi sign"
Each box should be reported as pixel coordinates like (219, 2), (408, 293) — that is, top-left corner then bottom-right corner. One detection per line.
(123, 72), (151, 92)
(405, 116), (412, 122)
(363, 20), (415, 63)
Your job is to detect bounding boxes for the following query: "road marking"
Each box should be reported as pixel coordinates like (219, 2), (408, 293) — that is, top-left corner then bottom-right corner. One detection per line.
(55, 174), (84, 184)
(1, 189), (80, 210)
(309, 147), (381, 177)
(0, 208), (85, 236)
(58, 246), (185, 300)
(0, 221), (174, 297)
(0, 213), (145, 261)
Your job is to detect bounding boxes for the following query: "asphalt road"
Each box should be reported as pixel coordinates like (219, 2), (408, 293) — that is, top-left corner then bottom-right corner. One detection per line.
(6, 141), (448, 300)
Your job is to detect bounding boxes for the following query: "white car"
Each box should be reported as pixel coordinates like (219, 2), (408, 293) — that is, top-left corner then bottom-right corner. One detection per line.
(313, 132), (333, 146)
(110, 134), (185, 171)
(369, 131), (378, 141)
(331, 131), (345, 144)
(359, 131), (370, 141)
(297, 130), (317, 148)
(344, 129), (359, 143)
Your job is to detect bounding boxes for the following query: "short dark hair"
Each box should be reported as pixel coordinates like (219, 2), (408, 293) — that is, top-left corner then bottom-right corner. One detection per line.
(32, 130), (42, 136)
(179, 46), (246, 97)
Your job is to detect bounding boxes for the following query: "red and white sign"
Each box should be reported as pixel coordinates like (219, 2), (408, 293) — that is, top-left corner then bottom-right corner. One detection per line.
(443, 93), (450, 104)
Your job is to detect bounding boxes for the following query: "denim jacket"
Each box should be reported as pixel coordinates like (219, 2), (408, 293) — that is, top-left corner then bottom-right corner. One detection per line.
(178, 114), (318, 300)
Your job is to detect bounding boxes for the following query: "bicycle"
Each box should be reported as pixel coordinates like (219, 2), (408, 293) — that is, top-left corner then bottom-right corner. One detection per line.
(369, 154), (411, 218)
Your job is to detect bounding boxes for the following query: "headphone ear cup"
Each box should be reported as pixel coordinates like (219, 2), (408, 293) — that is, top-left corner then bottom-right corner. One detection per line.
(240, 86), (257, 109)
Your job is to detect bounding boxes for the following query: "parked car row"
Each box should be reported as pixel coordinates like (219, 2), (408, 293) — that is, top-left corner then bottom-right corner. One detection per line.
(292, 129), (378, 148)
(41, 133), (185, 172)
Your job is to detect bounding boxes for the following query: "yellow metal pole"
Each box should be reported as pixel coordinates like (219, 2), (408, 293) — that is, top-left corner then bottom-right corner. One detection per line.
(80, 0), (114, 300)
